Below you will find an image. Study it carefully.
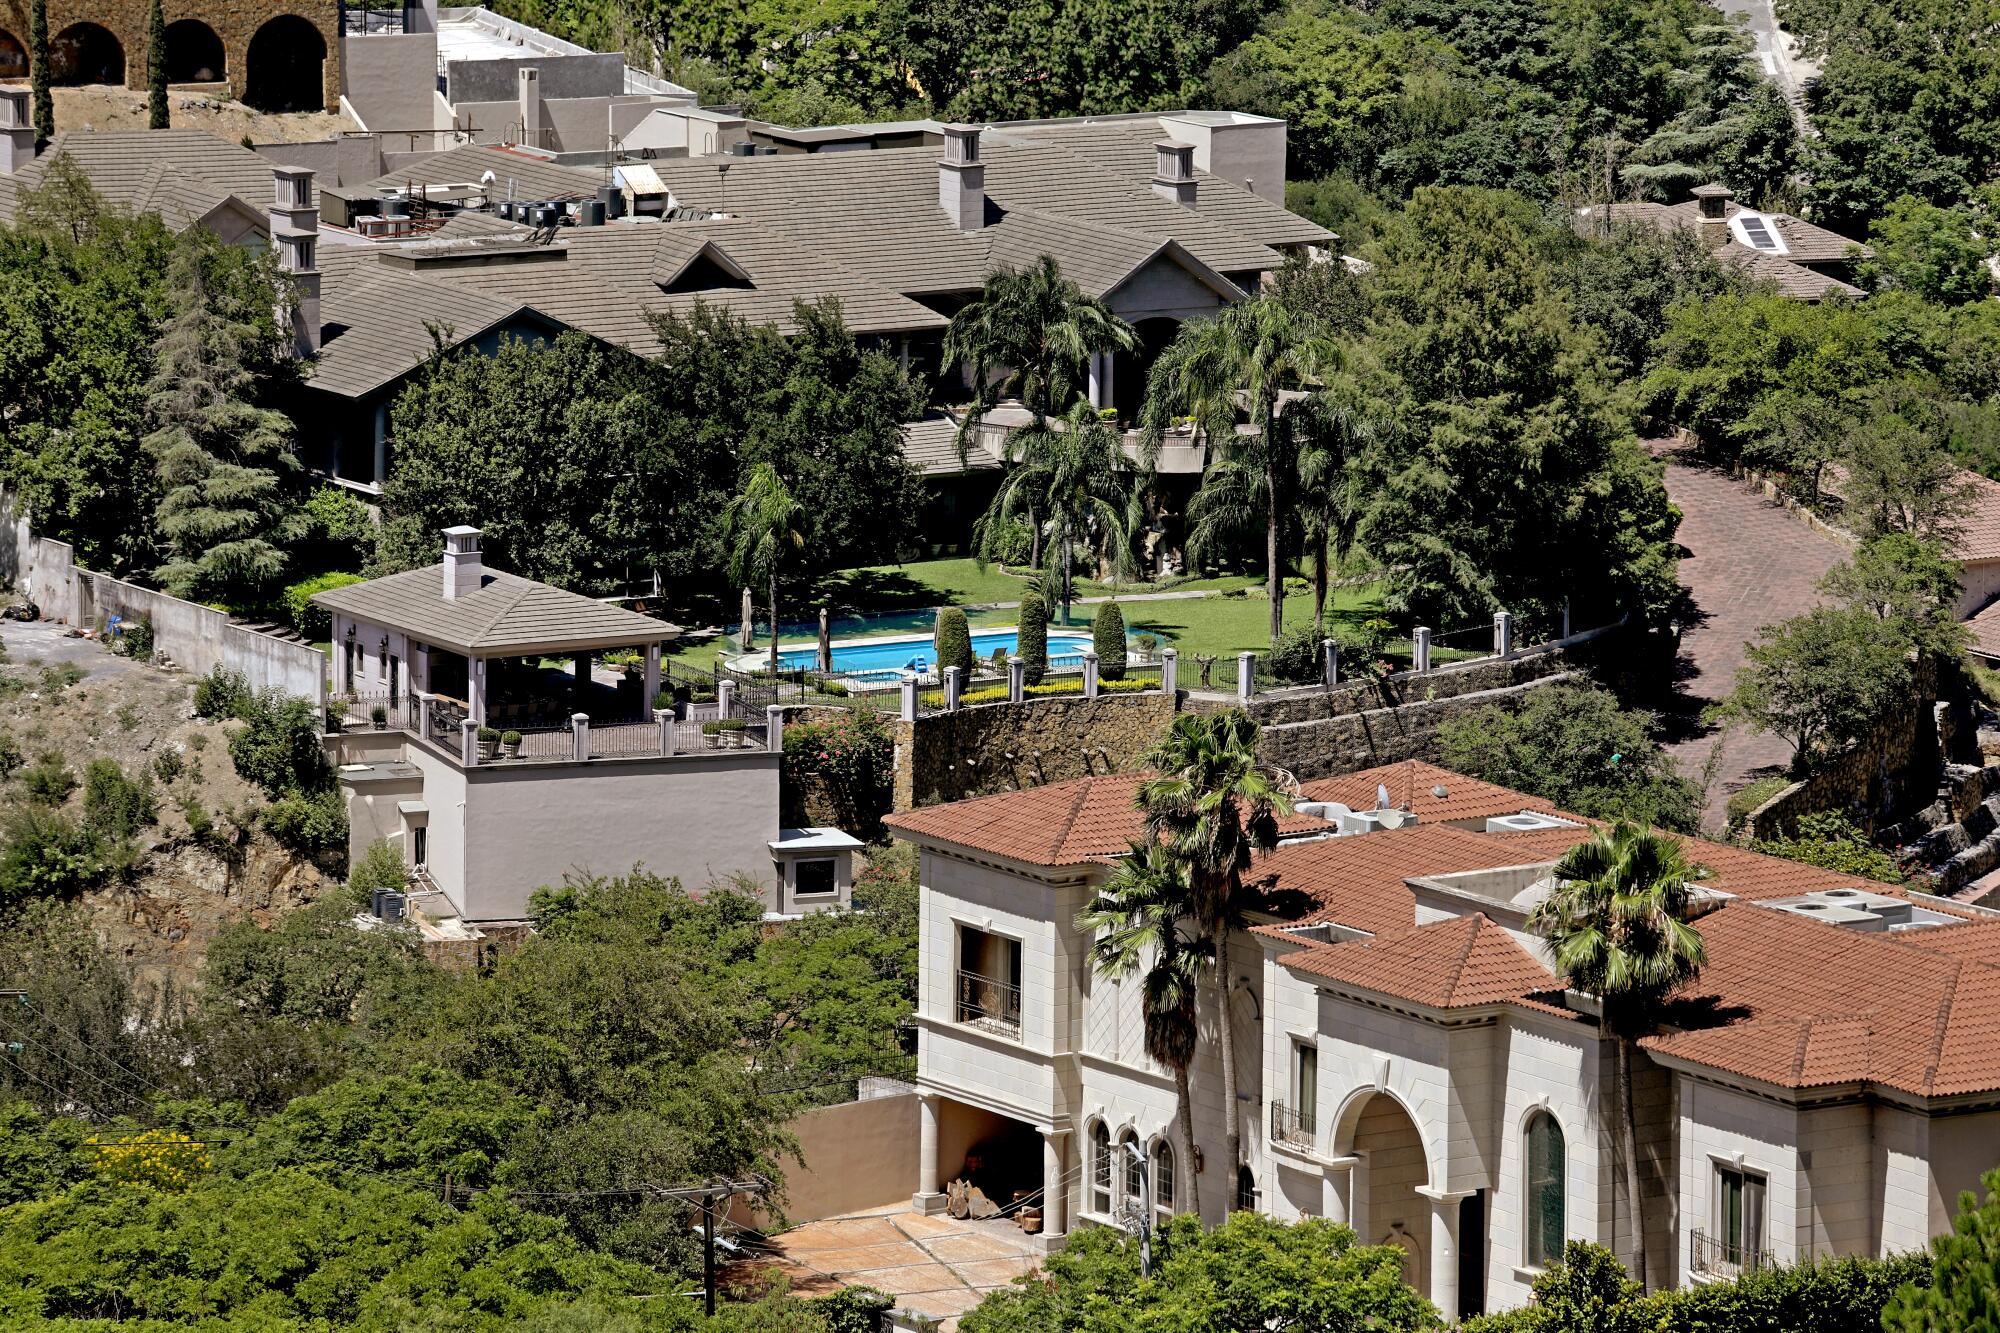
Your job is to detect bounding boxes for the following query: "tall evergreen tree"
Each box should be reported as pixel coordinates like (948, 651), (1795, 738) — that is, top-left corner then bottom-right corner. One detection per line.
(143, 230), (300, 603)
(28, 0), (51, 150)
(146, 0), (169, 130)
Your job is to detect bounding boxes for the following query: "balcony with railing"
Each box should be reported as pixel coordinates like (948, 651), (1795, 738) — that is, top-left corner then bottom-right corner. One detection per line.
(330, 689), (769, 768)
(1271, 1100), (1317, 1155)
(1689, 1228), (1770, 1279)
(954, 969), (1022, 1034)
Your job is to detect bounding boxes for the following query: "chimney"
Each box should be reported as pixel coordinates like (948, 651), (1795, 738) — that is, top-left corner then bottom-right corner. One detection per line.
(1691, 182), (1734, 251)
(938, 124), (985, 232)
(1152, 140), (1196, 208)
(269, 166), (321, 357)
(518, 67), (542, 148)
(442, 526), (484, 600)
(0, 87), (30, 173)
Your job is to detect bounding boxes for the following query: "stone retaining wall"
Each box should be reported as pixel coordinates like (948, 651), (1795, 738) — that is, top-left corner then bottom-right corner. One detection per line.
(891, 690), (1179, 810)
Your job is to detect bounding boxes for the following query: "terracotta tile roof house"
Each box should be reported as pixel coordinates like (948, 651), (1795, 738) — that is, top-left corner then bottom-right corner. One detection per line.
(1587, 182), (1866, 301)
(891, 758), (2000, 1312)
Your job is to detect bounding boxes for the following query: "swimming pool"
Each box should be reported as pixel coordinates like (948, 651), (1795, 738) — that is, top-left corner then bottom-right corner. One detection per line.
(738, 626), (1096, 677)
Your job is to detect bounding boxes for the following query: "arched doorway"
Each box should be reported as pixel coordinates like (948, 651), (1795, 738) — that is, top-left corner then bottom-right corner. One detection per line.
(164, 19), (225, 83)
(0, 29), (25, 80)
(244, 15), (324, 112)
(51, 22), (124, 85)
(1337, 1091), (1432, 1294)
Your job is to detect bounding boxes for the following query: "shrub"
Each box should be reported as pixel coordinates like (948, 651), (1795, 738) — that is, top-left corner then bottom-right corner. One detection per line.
(1265, 623), (1328, 685)
(82, 760), (155, 842)
(19, 753), (76, 806)
(1137, 632), (1159, 652)
(260, 786), (348, 858)
(477, 726), (500, 743)
(109, 617), (153, 661)
(0, 733), (22, 778)
(817, 680), (850, 698)
(0, 806), (106, 906)
(1751, 810), (1903, 882)
(194, 667), (251, 720)
(934, 606), (973, 679)
(702, 718), (748, 735)
(229, 691), (332, 802)
(783, 708), (895, 837)
(38, 663), (83, 692)
(1094, 601), (1127, 680)
(282, 573), (366, 642)
(501, 730), (522, 746)
(348, 837), (408, 902)
(987, 518), (1035, 567)
(929, 677), (1153, 709)
(152, 748), (184, 784)
(1018, 592), (1049, 686)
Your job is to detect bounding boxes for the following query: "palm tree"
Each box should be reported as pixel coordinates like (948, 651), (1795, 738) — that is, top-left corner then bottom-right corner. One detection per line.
(972, 403), (1139, 623)
(946, 259), (1139, 563)
(1529, 822), (1708, 1290)
(1293, 386), (1378, 632)
(1077, 840), (1210, 1217)
(721, 463), (805, 678)
(1136, 709), (1294, 1196)
(1140, 297), (1339, 646)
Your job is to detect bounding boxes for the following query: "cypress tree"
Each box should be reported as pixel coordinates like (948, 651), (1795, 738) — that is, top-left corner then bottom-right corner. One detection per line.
(933, 606), (972, 681)
(146, 0), (168, 130)
(28, 0), (51, 150)
(1094, 600), (1127, 681)
(1018, 592), (1048, 686)
(144, 229), (300, 603)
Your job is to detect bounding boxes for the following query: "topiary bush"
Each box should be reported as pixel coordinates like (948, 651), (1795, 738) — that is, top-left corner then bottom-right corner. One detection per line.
(934, 606), (973, 680)
(1094, 600), (1127, 681)
(1018, 592), (1049, 686)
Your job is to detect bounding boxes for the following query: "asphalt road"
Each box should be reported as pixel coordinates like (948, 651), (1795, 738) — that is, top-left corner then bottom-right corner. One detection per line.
(1710, 0), (1817, 135)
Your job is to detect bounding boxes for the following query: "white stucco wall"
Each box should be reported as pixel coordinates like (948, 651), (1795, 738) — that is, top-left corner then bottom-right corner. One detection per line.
(1677, 1080), (1800, 1273)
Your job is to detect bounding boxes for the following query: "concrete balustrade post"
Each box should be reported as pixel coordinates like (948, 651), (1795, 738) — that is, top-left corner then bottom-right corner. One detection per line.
(1008, 655), (1025, 703)
(900, 676), (919, 722)
(1322, 638), (1339, 688)
(1161, 647), (1177, 695)
(717, 678), (736, 718)
(766, 704), (785, 751)
(571, 712), (590, 760)
(944, 666), (963, 712)
(460, 716), (478, 766)
(1237, 651), (1255, 700)
(1413, 627), (1432, 674)
(1494, 611), (1513, 658)
(656, 708), (676, 756)
(1082, 650), (1099, 698)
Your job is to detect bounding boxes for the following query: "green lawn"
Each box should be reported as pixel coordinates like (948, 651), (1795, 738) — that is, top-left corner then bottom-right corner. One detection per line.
(806, 556), (1271, 610)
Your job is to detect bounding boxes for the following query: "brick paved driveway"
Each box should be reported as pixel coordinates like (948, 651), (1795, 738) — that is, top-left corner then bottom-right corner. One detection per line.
(1658, 451), (1846, 831)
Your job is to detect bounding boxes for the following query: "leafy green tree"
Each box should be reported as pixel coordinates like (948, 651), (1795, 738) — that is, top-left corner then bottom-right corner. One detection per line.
(1885, 1166), (2000, 1333)
(934, 605), (973, 678)
(1839, 379), (1979, 542)
(146, 0), (168, 129)
(0, 1102), (89, 1206)
(1137, 709), (1291, 1191)
(143, 227), (300, 603)
(723, 462), (806, 677)
(1019, 591), (1050, 685)
(1093, 599), (1127, 680)
(1363, 187), (1680, 626)
(1292, 385), (1377, 630)
(1722, 606), (1914, 767)
(1076, 841), (1208, 1215)
(203, 893), (434, 1029)
(1620, 22), (1792, 199)
(1439, 684), (1703, 831)
(975, 403), (1137, 622)
(961, 1211), (1439, 1332)
(1818, 532), (1966, 659)
(1530, 822), (1706, 1289)
(1556, 222), (1742, 379)
(1143, 295), (1338, 644)
(27, 0), (49, 150)
(1858, 196), (1994, 304)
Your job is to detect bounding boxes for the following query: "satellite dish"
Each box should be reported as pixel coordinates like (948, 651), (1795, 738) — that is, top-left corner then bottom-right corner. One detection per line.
(1377, 808), (1408, 830)
(479, 169), (497, 186)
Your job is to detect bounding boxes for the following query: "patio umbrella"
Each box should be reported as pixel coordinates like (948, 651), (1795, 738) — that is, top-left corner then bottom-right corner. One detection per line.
(740, 587), (754, 652)
(818, 606), (832, 674)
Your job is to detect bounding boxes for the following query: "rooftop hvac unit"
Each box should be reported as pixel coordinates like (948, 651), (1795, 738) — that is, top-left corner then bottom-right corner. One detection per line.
(378, 891), (407, 923)
(1485, 811), (1582, 834)
(1774, 900), (1886, 932)
(1340, 808), (1416, 836)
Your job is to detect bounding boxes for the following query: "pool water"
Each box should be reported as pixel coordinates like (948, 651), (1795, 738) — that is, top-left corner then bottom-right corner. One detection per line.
(773, 628), (1095, 675)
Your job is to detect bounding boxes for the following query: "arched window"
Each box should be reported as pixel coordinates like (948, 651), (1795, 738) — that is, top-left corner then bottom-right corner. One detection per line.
(1089, 1121), (1111, 1215)
(1235, 1164), (1258, 1212)
(1525, 1111), (1566, 1267)
(1119, 1129), (1142, 1208)
(1153, 1140), (1176, 1219)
